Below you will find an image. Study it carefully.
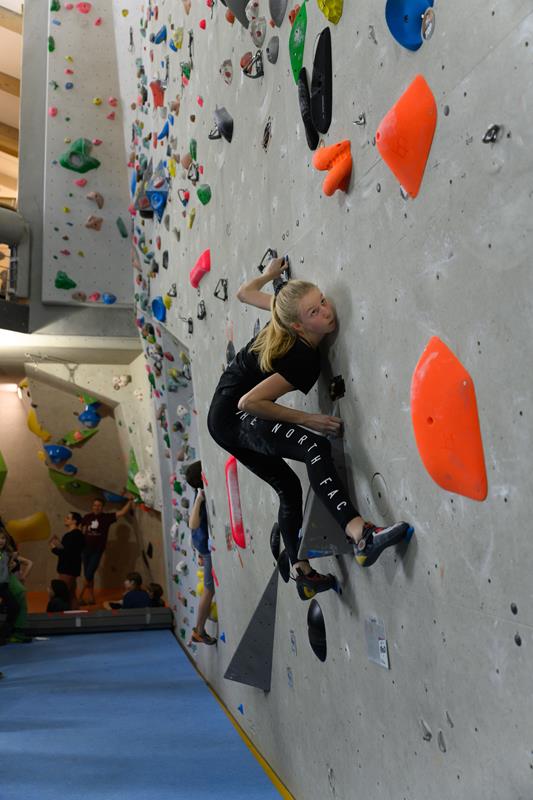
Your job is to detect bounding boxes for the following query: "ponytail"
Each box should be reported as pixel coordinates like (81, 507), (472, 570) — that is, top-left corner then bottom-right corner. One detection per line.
(250, 280), (317, 373)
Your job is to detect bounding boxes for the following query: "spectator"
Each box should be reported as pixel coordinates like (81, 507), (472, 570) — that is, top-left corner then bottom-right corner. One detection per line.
(79, 495), (133, 605)
(47, 579), (71, 613)
(147, 582), (165, 607)
(185, 461), (216, 646)
(49, 512), (85, 609)
(103, 572), (150, 610)
(0, 528), (19, 645)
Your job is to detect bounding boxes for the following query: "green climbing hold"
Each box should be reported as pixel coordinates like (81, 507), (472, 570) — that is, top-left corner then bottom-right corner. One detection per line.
(148, 373), (156, 388)
(181, 61), (191, 80)
(48, 469), (94, 496)
(289, 0), (308, 84)
(55, 271), (77, 290)
(189, 138), (197, 161)
(51, 0), (61, 11)
(197, 184), (211, 205)
(116, 217), (129, 238)
(164, 434), (170, 448)
(48, 36), (56, 52)
(59, 139), (101, 174)
(173, 479), (183, 495)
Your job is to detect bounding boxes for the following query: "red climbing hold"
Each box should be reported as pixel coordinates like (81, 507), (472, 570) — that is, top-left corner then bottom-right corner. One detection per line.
(410, 336), (488, 501)
(225, 455), (246, 549)
(199, 18), (206, 29)
(376, 74), (437, 199)
(149, 80), (165, 108)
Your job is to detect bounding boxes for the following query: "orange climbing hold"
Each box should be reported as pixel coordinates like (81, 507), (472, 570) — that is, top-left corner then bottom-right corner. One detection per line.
(376, 74), (437, 198)
(312, 140), (352, 196)
(410, 336), (487, 501)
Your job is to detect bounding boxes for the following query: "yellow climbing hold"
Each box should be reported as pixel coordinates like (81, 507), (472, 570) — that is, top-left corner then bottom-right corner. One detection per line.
(65, 55), (74, 62)
(27, 408), (52, 442)
(64, 137), (72, 143)
(63, 206), (71, 213)
(92, 97), (103, 106)
(122, 8), (129, 16)
(163, 294), (172, 310)
(6, 512), (51, 543)
(187, 207), (196, 229)
(168, 157), (176, 178)
(77, 250), (85, 257)
(317, 0), (343, 24)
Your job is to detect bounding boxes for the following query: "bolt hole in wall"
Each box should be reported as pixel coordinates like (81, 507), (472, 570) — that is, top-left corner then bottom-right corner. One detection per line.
(141, 320), (213, 650)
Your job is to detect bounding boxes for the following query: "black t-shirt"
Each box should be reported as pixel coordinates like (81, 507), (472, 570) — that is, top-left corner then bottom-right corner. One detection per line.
(82, 512), (117, 551)
(215, 332), (321, 399)
(122, 589), (151, 609)
(52, 528), (85, 577)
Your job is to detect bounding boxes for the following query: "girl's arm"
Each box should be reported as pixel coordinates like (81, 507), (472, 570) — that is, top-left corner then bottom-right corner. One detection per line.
(17, 555), (33, 581)
(236, 257), (287, 310)
(239, 374), (342, 435)
(188, 490), (204, 530)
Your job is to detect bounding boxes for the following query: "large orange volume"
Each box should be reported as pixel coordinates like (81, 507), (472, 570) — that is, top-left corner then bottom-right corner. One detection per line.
(410, 337), (488, 501)
(376, 74), (437, 198)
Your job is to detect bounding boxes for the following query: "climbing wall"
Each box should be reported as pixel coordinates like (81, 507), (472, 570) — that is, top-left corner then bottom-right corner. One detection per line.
(114, 1), (533, 798)
(42, 0), (132, 305)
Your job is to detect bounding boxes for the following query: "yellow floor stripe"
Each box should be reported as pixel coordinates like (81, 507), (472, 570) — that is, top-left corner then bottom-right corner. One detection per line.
(177, 636), (294, 799)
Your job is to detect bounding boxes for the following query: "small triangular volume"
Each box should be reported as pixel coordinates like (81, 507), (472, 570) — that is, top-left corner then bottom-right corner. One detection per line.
(298, 436), (354, 559)
(224, 567), (279, 691)
(376, 74), (437, 198)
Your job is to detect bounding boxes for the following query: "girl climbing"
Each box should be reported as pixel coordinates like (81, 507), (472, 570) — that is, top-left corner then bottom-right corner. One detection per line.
(207, 257), (412, 597)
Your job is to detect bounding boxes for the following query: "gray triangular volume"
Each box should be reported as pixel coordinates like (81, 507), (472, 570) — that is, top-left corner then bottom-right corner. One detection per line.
(225, 0), (249, 28)
(224, 566), (278, 692)
(298, 436), (354, 559)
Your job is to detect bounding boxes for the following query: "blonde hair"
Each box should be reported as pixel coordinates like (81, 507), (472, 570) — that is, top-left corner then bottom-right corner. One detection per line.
(250, 280), (317, 372)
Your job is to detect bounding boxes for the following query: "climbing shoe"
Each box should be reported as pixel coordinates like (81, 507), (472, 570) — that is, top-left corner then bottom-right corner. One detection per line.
(355, 521), (413, 567)
(295, 567), (338, 601)
(191, 627), (217, 646)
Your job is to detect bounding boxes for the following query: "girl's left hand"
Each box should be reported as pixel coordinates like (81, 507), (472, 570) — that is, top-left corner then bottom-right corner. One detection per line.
(263, 256), (288, 281)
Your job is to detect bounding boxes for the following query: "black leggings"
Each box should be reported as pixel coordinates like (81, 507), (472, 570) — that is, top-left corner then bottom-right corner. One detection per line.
(0, 583), (19, 638)
(208, 392), (359, 564)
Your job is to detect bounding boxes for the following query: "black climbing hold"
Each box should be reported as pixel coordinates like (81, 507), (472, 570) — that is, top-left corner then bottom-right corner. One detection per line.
(226, 340), (236, 363)
(214, 278), (228, 301)
(266, 35), (279, 64)
(277, 549), (290, 583)
(257, 247), (290, 294)
(270, 522), (281, 561)
(146, 542), (153, 559)
(197, 300), (207, 320)
(253, 317), (261, 337)
(241, 50), (264, 79)
(209, 107), (234, 143)
(307, 599), (327, 662)
(310, 27), (332, 135)
(482, 124), (502, 144)
(329, 375), (345, 401)
(297, 68), (319, 151)
(511, 603), (518, 615)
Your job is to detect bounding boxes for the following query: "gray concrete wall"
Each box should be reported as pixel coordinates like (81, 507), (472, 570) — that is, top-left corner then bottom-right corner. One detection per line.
(25, 1), (533, 798)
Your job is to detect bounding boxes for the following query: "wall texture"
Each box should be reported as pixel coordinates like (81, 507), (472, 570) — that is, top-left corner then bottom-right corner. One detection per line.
(19, 0), (533, 798)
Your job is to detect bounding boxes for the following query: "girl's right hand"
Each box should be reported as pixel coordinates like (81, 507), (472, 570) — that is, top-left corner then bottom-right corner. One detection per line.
(305, 413), (343, 436)
(263, 256), (288, 281)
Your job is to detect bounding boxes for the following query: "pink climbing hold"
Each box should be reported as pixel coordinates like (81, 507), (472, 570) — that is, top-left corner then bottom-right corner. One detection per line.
(88, 292), (100, 302)
(92, 138), (102, 145)
(65, 2), (74, 8)
(48, 106), (58, 117)
(60, 249), (71, 256)
(197, 96), (204, 107)
(190, 249), (211, 288)
(108, 97), (118, 107)
(107, 112), (116, 120)
(74, 178), (87, 187)
(199, 18), (206, 29)
(94, 16), (102, 25)
(76, 2), (92, 13)
(64, 68), (74, 75)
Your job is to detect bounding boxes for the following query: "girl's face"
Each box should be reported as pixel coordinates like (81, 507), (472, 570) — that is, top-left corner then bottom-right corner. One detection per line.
(295, 288), (337, 338)
(0, 532), (7, 550)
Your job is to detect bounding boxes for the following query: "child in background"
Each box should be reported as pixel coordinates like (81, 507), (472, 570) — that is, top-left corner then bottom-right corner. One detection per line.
(103, 572), (151, 610)
(185, 461), (216, 646)
(147, 583), (165, 607)
(47, 579), (71, 612)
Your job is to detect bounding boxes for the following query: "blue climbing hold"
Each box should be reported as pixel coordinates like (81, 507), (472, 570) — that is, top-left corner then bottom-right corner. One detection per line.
(151, 25), (167, 44)
(157, 120), (170, 141)
(102, 293), (117, 305)
(44, 444), (72, 465)
(151, 296), (166, 322)
(385, 0), (434, 51)
(63, 464), (78, 475)
(237, 704), (244, 715)
(220, 631), (226, 643)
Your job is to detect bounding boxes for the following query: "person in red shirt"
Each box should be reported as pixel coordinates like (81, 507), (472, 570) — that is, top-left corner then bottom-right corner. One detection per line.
(79, 496), (133, 605)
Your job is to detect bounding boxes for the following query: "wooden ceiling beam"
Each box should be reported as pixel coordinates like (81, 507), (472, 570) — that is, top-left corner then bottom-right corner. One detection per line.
(0, 6), (23, 35)
(0, 70), (20, 97)
(0, 122), (18, 158)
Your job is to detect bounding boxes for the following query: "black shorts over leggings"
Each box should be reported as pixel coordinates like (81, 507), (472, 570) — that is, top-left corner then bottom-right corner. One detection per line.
(207, 391), (359, 564)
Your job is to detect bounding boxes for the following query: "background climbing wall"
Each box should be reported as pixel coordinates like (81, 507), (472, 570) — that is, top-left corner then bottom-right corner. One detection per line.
(104, 0), (533, 797)
(41, 0), (132, 305)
